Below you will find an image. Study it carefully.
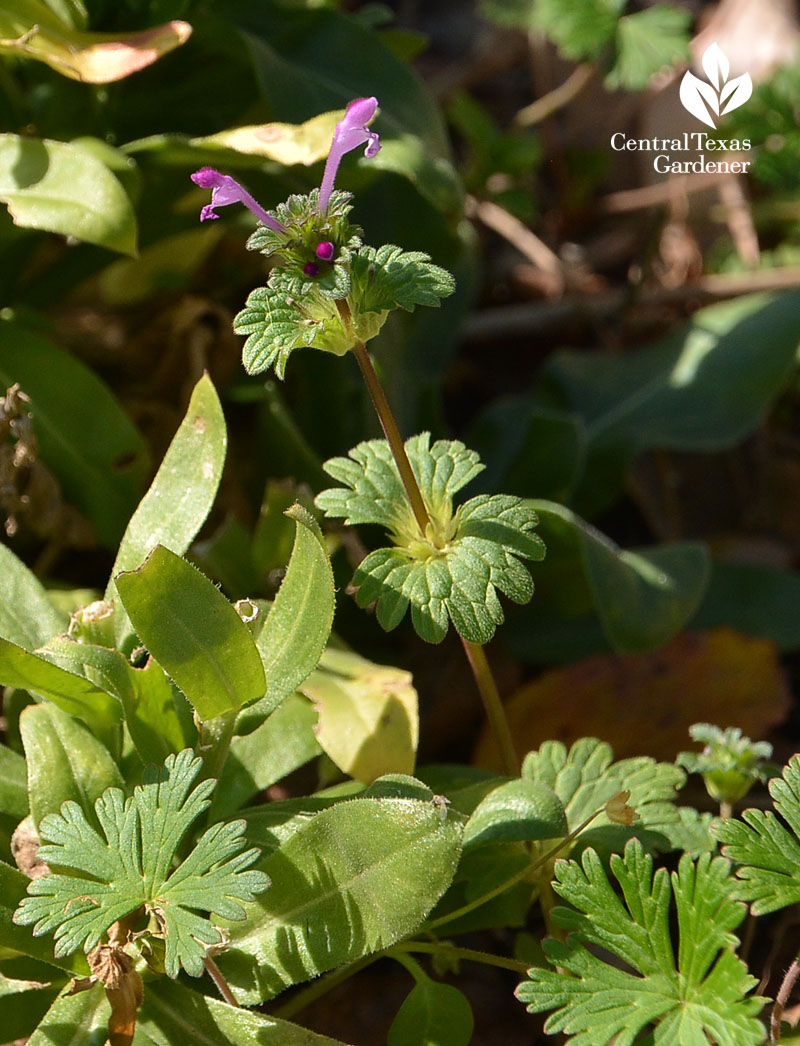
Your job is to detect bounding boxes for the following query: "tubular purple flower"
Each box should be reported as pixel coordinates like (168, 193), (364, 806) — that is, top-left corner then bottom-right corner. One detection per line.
(317, 97), (381, 214)
(191, 168), (287, 233)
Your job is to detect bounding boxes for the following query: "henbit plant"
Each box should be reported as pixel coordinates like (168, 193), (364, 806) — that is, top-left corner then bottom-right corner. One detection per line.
(0, 87), (796, 1046)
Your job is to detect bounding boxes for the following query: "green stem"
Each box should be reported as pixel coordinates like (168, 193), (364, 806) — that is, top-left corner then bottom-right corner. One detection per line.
(392, 940), (529, 975)
(461, 639), (518, 777)
(272, 955), (379, 1020)
(422, 807), (604, 935)
(351, 339), (430, 536)
(350, 338), (518, 775)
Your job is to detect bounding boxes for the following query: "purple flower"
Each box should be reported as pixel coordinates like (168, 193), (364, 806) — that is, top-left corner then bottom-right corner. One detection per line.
(191, 168), (287, 233)
(317, 96), (381, 213)
(315, 241), (335, 262)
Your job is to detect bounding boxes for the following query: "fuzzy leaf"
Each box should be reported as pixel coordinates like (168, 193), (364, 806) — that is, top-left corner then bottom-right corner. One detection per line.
(714, 755), (800, 914)
(522, 738), (687, 854)
(317, 435), (543, 643)
(13, 749), (269, 978)
(350, 244), (456, 315)
(516, 839), (765, 1045)
(235, 272), (348, 378)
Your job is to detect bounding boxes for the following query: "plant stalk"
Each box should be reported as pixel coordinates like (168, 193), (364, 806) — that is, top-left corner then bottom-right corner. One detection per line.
(393, 940), (529, 975)
(350, 339), (431, 535)
(350, 337), (518, 774)
(204, 955), (240, 1008)
(461, 639), (519, 776)
(772, 957), (800, 1044)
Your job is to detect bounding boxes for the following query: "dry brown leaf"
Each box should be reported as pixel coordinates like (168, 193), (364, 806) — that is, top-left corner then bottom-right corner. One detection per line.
(475, 628), (790, 769)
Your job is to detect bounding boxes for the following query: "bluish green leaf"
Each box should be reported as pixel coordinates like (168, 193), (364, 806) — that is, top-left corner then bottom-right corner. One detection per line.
(123, 656), (194, 766)
(0, 134), (136, 254)
(606, 7), (690, 89)
(0, 862), (88, 975)
(219, 796), (463, 1003)
(116, 546), (266, 721)
(0, 320), (149, 548)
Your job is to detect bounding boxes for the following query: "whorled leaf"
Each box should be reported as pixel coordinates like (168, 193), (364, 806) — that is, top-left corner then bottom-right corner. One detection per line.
(14, 749), (269, 978)
(316, 434), (544, 644)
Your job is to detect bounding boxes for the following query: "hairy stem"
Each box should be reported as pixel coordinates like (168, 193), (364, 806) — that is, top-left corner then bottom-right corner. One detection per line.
(197, 709), (237, 785)
(772, 958), (800, 1044)
(351, 339), (430, 535)
(204, 955), (240, 1008)
(461, 639), (519, 776)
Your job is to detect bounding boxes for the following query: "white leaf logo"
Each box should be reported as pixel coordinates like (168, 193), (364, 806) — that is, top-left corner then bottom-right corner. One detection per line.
(680, 43), (752, 127)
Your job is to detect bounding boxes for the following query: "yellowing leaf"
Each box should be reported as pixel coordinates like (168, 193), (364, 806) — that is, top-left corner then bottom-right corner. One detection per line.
(192, 110), (341, 165)
(302, 648), (419, 783)
(0, 3), (191, 83)
(476, 628), (790, 769)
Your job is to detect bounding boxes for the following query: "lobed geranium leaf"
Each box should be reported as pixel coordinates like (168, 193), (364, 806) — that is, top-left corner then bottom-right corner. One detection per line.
(516, 838), (766, 1045)
(714, 755), (800, 915)
(13, 749), (269, 978)
(317, 434), (544, 644)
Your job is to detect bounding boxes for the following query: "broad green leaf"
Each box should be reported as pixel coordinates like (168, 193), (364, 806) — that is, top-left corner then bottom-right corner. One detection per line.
(210, 693), (322, 819)
(388, 976), (474, 1046)
(606, 6), (690, 89)
(0, 3), (191, 83)
(531, 0), (622, 59)
(691, 562), (800, 652)
(224, 1), (461, 213)
(250, 505), (335, 717)
(0, 743), (27, 818)
(0, 135), (136, 253)
(462, 779), (567, 852)
(530, 501), (709, 654)
(241, 785), (365, 858)
(302, 648), (418, 783)
(108, 373), (226, 647)
(123, 657), (193, 766)
(517, 840), (766, 1045)
(0, 321), (149, 548)
(219, 796), (463, 1003)
(467, 398), (586, 504)
(522, 738), (686, 856)
(14, 750), (269, 979)
(546, 291), (800, 516)
(139, 979), (351, 1046)
(109, 374), (226, 583)
(35, 636), (134, 706)
(0, 862), (88, 975)
(317, 435), (545, 644)
(20, 703), (122, 829)
(26, 985), (108, 1045)
(116, 547), (266, 721)
(714, 755), (800, 915)
(0, 638), (122, 738)
(0, 544), (66, 650)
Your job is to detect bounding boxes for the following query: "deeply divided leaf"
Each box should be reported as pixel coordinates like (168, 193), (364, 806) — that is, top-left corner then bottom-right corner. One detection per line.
(516, 838), (765, 1045)
(13, 749), (269, 978)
